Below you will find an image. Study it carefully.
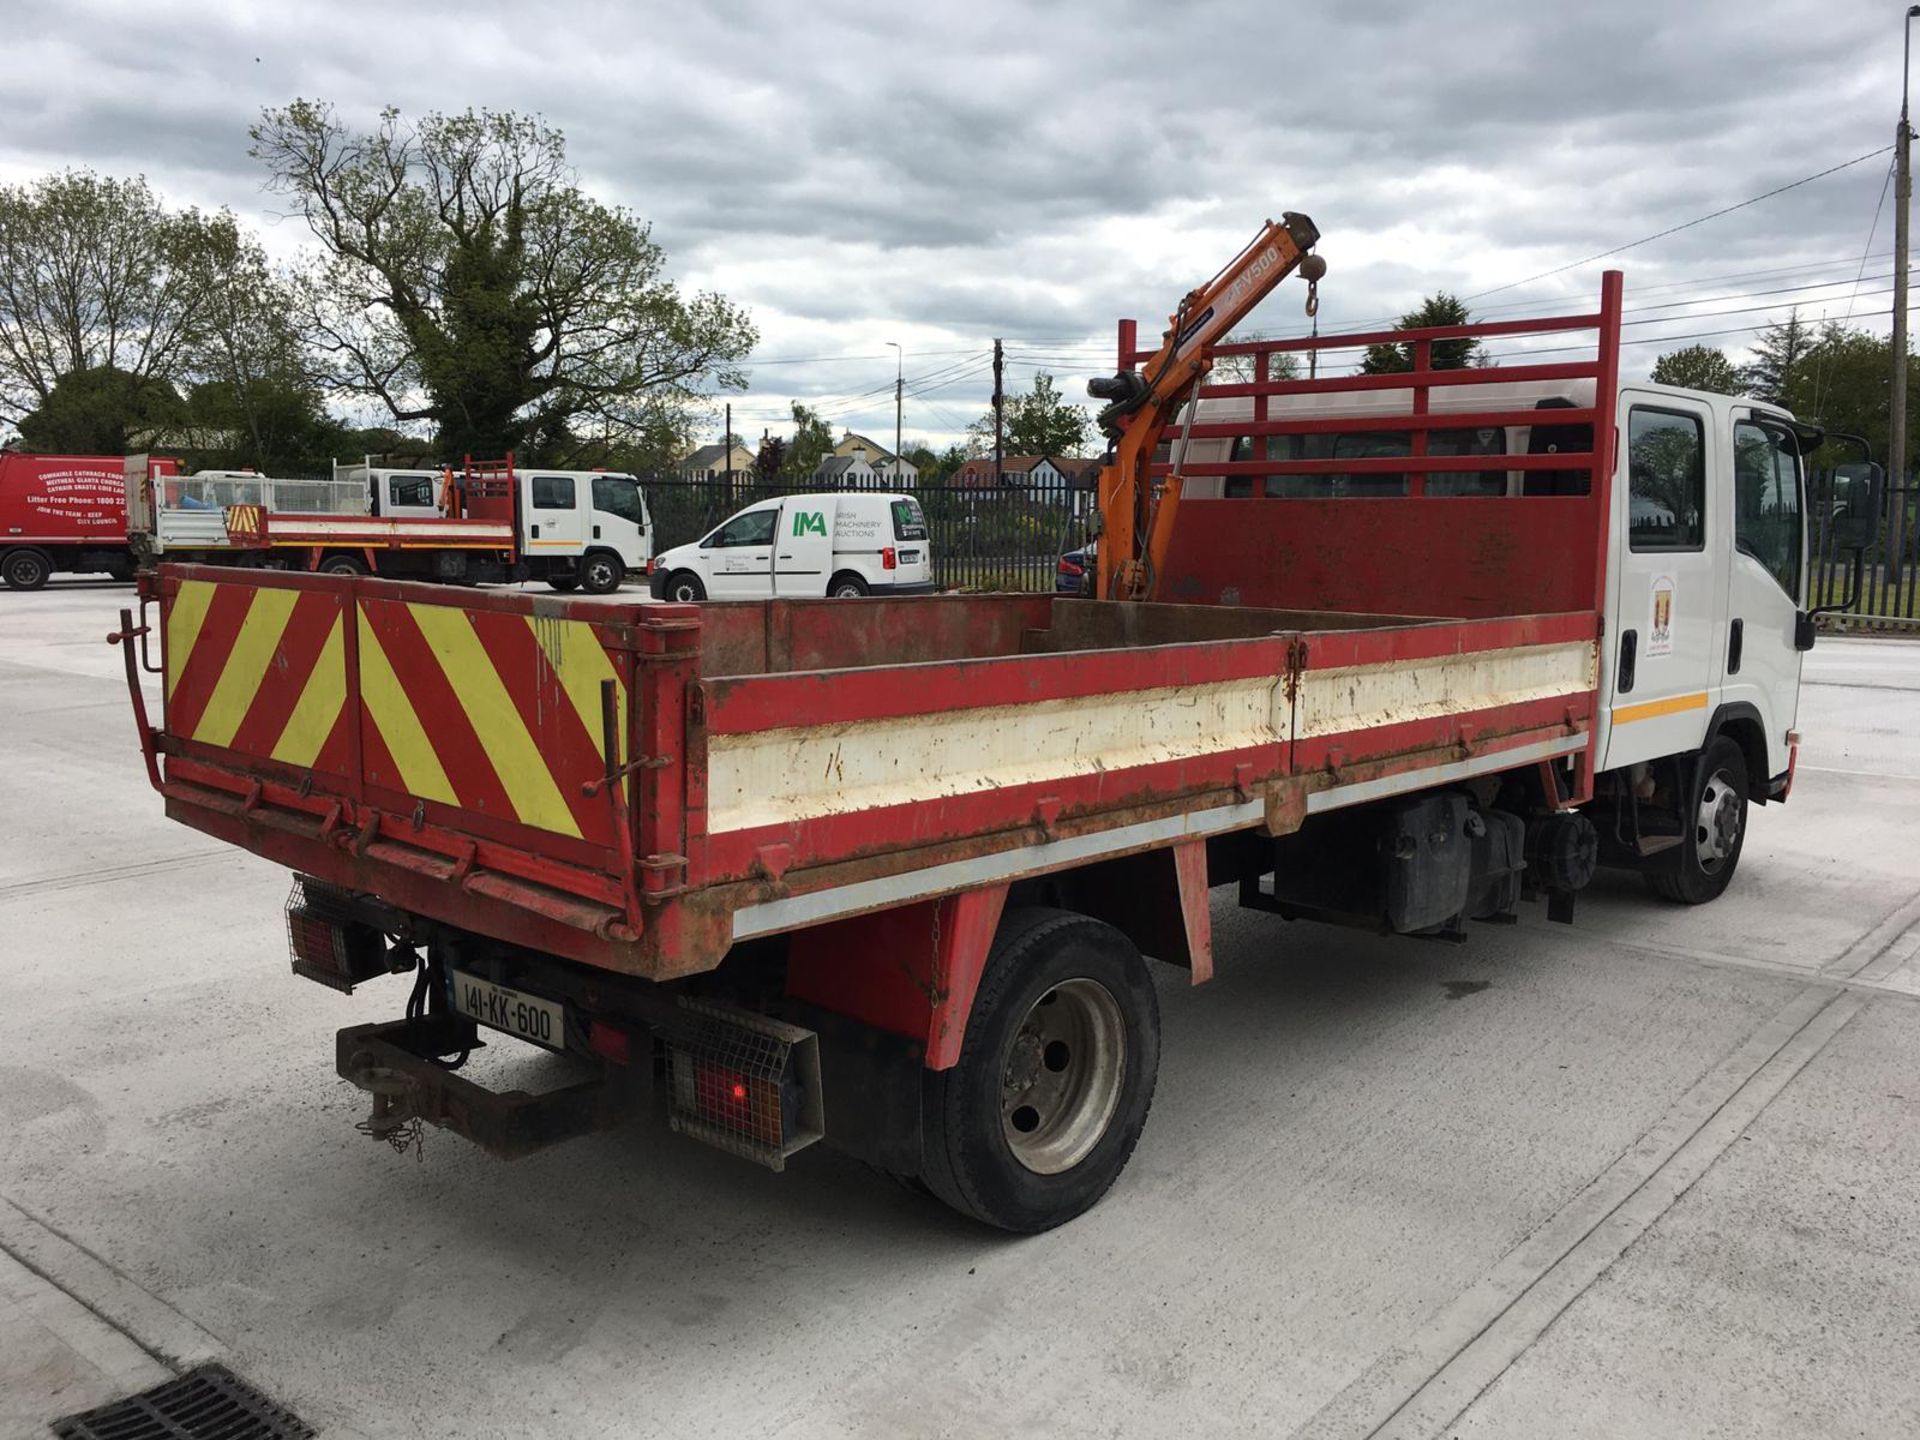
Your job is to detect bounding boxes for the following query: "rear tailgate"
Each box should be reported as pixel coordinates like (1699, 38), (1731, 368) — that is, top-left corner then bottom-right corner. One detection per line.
(145, 565), (674, 969)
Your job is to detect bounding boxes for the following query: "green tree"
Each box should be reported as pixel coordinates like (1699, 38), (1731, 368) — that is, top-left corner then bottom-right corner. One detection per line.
(1360, 293), (1482, 374)
(0, 170), (216, 436)
(250, 100), (756, 465)
(15, 365), (185, 453)
(184, 215), (340, 470)
(967, 372), (1093, 458)
(1740, 310), (1815, 406)
(755, 434), (787, 479)
(782, 401), (834, 479)
(1650, 344), (1742, 396)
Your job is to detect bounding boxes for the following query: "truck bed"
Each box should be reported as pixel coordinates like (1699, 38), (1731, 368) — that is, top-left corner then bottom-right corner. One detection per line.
(134, 565), (1599, 979)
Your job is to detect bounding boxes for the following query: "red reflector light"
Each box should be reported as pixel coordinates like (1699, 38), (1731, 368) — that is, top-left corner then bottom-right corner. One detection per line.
(882, 546), (896, 570)
(1058, 557), (1083, 575)
(588, 1020), (632, 1065)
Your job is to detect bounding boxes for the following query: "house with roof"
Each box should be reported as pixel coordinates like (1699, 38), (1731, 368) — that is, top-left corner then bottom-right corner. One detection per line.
(834, 432), (918, 488)
(950, 455), (1069, 489)
(677, 440), (758, 481)
(810, 453), (881, 488)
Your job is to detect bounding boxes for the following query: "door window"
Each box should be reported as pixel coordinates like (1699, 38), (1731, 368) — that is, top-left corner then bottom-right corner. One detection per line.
(1626, 408), (1705, 551)
(891, 498), (928, 540)
(388, 475), (435, 508)
(531, 475), (575, 510)
(591, 476), (643, 524)
(1732, 419), (1803, 599)
(709, 507), (778, 547)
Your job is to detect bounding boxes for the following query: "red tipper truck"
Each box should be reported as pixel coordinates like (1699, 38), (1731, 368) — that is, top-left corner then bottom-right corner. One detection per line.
(109, 224), (1881, 1231)
(1, 452), (179, 590)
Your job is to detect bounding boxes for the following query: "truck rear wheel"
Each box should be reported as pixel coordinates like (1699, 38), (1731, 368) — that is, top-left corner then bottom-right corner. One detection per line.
(579, 551), (624, 594)
(2, 547), (52, 591)
(319, 553), (368, 576)
(918, 907), (1159, 1232)
(1645, 737), (1749, 904)
(546, 575), (580, 592)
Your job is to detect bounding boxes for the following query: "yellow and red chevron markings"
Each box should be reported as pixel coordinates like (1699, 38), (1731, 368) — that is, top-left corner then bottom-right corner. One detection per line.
(164, 578), (628, 844)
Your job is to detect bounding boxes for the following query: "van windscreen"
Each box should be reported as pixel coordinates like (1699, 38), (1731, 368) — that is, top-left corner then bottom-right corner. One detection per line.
(891, 498), (928, 540)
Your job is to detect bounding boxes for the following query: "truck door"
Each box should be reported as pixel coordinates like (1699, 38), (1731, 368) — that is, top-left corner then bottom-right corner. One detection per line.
(704, 503), (778, 598)
(589, 474), (649, 567)
(775, 497), (835, 595)
(1601, 392), (1725, 770)
(524, 474), (585, 557)
(1717, 412), (1807, 784)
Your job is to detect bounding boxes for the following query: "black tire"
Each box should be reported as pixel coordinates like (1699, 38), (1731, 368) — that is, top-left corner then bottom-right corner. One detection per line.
(918, 907), (1159, 1233)
(546, 575), (580, 593)
(829, 572), (869, 598)
(1644, 737), (1749, 904)
(319, 553), (368, 576)
(2, 548), (53, 591)
(579, 550), (625, 595)
(664, 570), (706, 603)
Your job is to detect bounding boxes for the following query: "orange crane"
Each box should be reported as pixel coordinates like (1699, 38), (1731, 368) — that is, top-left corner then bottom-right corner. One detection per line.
(1088, 213), (1325, 600)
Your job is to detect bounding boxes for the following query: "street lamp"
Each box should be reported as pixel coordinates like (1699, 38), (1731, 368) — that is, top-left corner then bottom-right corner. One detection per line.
(886, 341), (903, 488)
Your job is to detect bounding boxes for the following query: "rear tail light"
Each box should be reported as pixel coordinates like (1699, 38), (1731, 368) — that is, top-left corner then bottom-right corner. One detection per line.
(665, 998), (823, 1170)
(881, 546), (896, 570)
(1058, 556), (1084, 576)
(646, 556), (657, 576)
(285, 876), (393, 993)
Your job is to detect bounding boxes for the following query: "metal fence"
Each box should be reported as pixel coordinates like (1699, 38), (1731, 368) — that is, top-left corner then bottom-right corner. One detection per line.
(640, 474), (1092, 593)
(642, 470), (1917, 616)
(1809, 472), (1920, 624)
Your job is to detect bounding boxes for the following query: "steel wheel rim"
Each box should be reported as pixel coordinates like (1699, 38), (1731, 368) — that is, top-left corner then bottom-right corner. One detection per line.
(1696, 766), (1742, 871)
(671, 578), (697, 602)
(1000, 977), (1127, 1175)
(587, 558), (617, 589)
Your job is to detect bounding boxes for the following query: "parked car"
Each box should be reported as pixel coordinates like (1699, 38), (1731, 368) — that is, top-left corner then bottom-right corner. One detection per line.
(1056, 543), (1094, 595)
(649, 492), (933, 601)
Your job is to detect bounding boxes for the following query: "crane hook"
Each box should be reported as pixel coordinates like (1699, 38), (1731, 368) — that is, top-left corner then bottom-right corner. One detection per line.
(1299, 252), (1328, 318)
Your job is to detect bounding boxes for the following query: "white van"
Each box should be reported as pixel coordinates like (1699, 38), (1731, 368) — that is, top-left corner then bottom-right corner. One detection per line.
(648, 492), (934, 602)
(334, 459), (654, 593)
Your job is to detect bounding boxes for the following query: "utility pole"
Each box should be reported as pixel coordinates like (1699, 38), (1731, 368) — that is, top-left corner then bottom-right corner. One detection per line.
(1893, 5), (1920, 589)
(992, 338), (1005, 486)
(723, 402), (734, 501)
(888, 341), (903, 486)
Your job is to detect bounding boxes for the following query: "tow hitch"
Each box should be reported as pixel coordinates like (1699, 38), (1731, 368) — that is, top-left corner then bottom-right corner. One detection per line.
(337, 1014), (647, 1160)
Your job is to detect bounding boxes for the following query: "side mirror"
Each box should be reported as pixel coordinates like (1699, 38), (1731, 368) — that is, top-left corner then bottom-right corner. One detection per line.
(1828, 461), (1884, 553)
(1794, 611), (1817, 652)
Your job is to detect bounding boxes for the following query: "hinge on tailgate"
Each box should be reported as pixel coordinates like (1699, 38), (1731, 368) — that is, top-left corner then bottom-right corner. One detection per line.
(1283, 637), (1308, 703)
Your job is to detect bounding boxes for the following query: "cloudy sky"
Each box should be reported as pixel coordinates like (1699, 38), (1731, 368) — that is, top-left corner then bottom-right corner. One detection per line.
(0, 0), (1905, 450)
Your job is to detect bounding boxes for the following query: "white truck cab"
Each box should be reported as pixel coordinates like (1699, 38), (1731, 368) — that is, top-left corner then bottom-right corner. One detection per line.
(649, 492), (934, 602)
(335, 460), (654, 593)
(1177, 377), (1880, 901)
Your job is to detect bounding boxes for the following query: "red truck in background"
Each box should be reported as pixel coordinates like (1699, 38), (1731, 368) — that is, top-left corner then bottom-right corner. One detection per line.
(1, 453), (179, 590)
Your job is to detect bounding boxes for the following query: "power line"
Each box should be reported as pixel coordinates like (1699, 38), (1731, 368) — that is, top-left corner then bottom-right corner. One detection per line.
(1463, 144), (1895, 302)
(1815, 156), (1895, 417)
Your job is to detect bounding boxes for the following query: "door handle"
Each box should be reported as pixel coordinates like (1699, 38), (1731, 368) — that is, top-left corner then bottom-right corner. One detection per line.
(531, 524), (540, 539)
(592, 524), (601, 539)
(1617, 629), (1637, 694)
(1727, 618), (1744, 674)
(778, 553), (792, 559)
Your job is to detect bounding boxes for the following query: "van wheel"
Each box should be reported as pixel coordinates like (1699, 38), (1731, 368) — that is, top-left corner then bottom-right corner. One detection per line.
(579, 551), (624, 594)
(319, 554), (368, 576)
(1645, 737), (1749, 904)
(546, 575), (580, 593)
(2, 548), (53, 591)
(665, 571), (705, 603)
(830, 572), (869, 598)
(917, 907), (1159, 1233)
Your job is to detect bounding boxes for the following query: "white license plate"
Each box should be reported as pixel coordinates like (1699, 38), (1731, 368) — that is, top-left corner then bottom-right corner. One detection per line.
(451, 972), (565, 1051)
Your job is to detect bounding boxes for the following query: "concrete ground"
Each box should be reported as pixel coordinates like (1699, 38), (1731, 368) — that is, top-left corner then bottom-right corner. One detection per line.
(1, 578), (1917, 1440)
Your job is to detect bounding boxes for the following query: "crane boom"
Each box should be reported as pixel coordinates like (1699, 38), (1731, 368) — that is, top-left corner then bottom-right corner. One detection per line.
(1088, 212), (1323, 601)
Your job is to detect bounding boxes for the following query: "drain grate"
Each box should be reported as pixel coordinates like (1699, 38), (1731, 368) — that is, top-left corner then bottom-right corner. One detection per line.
(51, 1362), (313, 1440)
